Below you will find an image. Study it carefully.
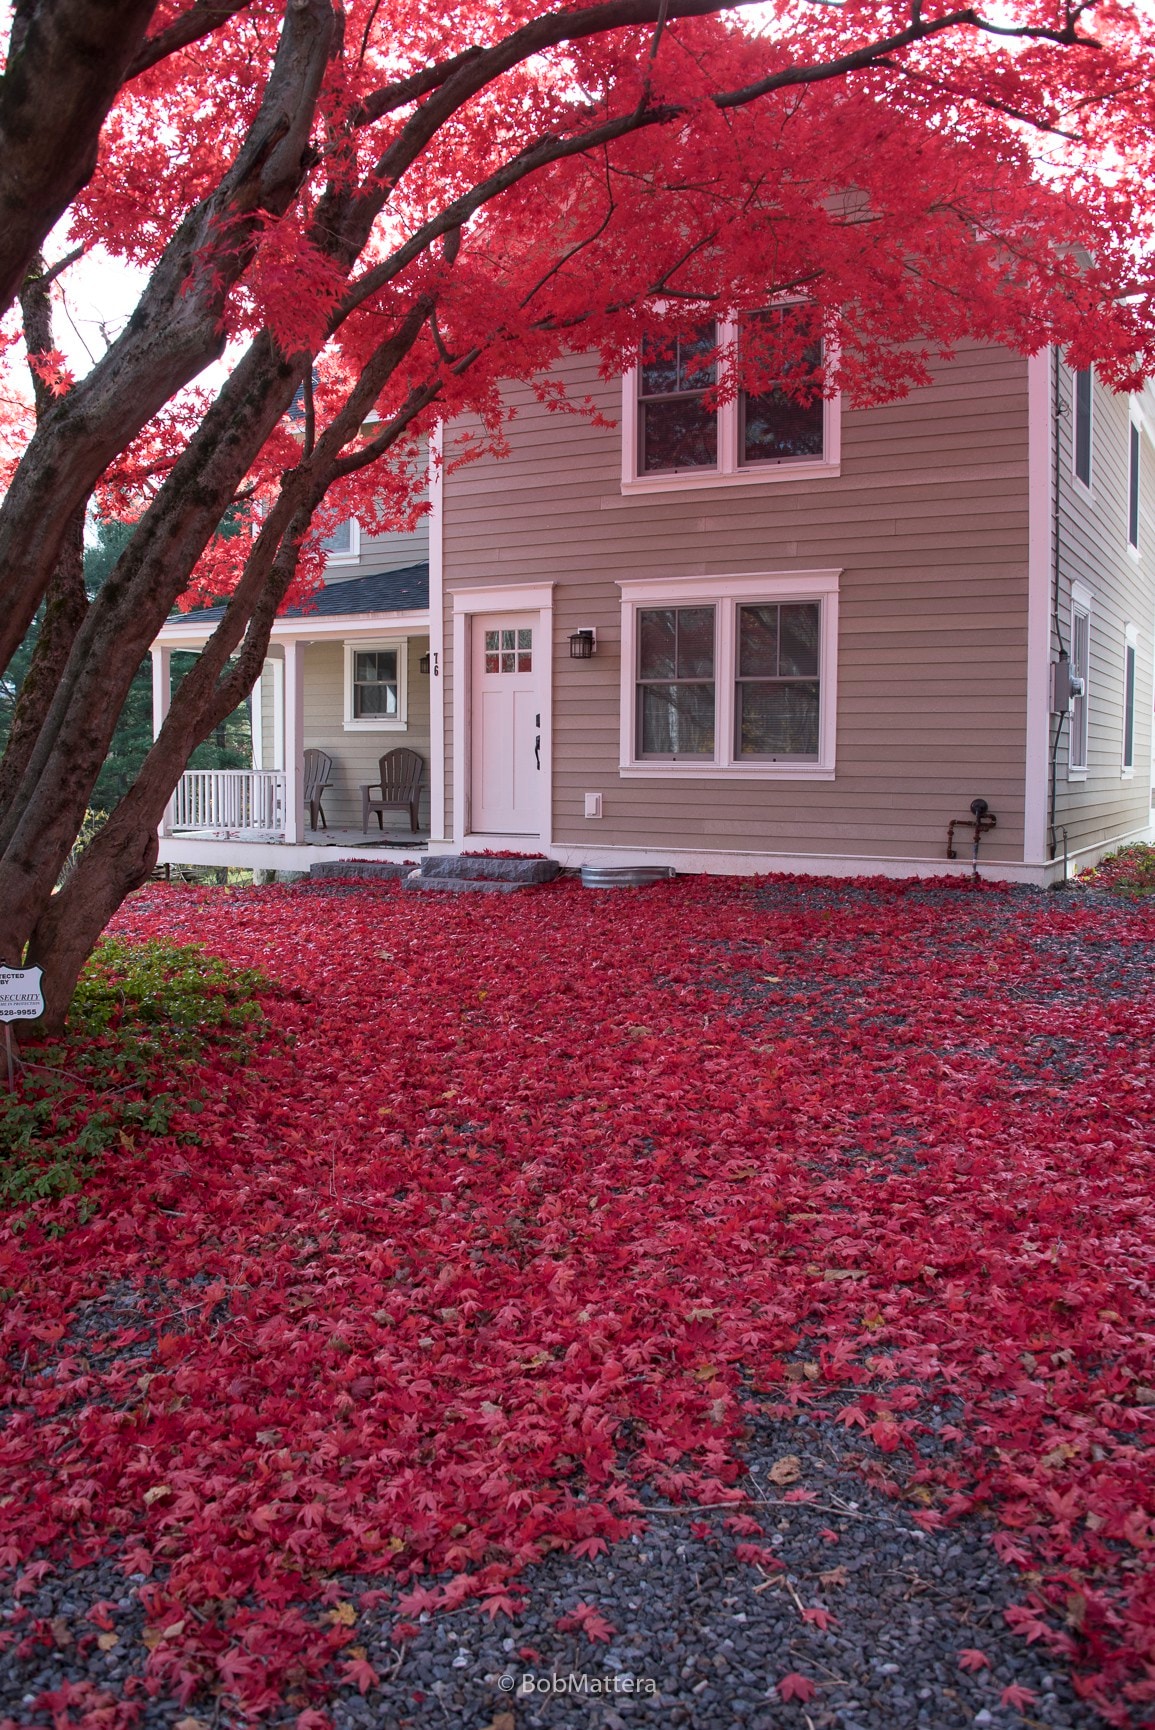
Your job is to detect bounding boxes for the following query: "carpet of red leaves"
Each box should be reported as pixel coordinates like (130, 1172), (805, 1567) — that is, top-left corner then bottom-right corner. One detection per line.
(2, 876), (1153, 1726)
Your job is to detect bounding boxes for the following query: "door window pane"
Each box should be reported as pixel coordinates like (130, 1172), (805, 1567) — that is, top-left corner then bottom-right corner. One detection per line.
(637, 606), (715, 756)
(735, 602), (821, 757)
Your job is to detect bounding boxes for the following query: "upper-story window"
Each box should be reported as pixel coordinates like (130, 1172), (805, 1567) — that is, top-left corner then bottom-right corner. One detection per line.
(1128, 417), (1140, 550)
(623, 309), (840, 493)
(323, 517), (360, 562)
(1073, 367), (1093, 489)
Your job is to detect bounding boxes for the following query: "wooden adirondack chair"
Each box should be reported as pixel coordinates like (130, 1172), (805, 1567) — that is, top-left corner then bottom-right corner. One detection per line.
(303, 748), (333, 830)
(361, 748), (424, 833)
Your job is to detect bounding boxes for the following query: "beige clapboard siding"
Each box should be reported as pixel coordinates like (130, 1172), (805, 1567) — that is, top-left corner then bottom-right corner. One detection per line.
(323, 518), (431, 584)
(1052, 369), (1154, 857)
(443, 341), (1030, 861)
(300, 637), (432, 829)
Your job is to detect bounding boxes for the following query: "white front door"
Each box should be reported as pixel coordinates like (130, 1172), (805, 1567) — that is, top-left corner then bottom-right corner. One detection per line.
(471, 613), (541, 836)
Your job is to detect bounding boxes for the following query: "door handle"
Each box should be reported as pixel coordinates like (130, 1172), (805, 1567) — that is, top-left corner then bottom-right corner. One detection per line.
(534, 734), (541, 770)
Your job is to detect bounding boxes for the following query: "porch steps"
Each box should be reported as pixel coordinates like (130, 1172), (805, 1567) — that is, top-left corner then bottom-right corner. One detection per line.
(308, 860), (412, 882)
(403, 854), (562, 892)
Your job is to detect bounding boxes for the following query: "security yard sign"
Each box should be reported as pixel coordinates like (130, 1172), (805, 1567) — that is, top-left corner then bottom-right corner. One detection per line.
(0, 966), (44, 1022)
(0, 965), (43, 1091)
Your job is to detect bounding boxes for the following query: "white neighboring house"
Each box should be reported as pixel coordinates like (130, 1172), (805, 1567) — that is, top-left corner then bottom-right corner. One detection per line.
(152, 341), (1155, 883)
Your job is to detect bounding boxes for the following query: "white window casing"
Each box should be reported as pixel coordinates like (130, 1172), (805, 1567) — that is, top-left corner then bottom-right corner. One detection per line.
(617, 570), (840, 779)
(343, 637), (408, 731)
(621, 317), (841, 494)
(1069, 582), (1091, 778)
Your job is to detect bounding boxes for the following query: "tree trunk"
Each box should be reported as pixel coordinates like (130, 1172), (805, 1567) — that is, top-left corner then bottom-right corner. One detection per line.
(0, 0), (337, 678)
(0, 334), (304, 966)
(0, 505), (87, 825)
(0, 0), (158, 320)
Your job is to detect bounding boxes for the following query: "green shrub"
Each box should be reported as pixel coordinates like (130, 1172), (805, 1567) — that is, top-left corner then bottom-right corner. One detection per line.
(0, 939), (269, 1216)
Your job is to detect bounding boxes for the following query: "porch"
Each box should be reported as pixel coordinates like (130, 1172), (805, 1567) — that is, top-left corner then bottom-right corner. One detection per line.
(151, 563), (433, 869)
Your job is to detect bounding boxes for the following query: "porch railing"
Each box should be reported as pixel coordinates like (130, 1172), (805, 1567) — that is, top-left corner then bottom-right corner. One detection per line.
(171, 769), (286, 832)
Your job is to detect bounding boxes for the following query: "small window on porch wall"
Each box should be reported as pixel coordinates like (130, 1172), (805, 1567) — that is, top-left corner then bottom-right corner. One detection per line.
(344, 640), (407, 730)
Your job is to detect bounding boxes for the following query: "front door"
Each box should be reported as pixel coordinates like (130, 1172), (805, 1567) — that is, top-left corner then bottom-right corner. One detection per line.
(471, 613), (541, 836)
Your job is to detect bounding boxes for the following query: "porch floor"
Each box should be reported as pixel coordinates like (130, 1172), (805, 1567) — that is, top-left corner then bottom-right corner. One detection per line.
(169, 826), (429, 848)
(159, 827), (429, 871)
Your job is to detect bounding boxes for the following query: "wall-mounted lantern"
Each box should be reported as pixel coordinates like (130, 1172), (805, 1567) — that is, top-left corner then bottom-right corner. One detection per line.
(569, 628), (597, 660)
(418, 653), (431, 675)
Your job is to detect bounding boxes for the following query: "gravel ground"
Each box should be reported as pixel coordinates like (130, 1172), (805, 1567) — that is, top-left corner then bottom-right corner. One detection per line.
(1, 1402), (1098, 1730)
(3, 878), (1148, 1730)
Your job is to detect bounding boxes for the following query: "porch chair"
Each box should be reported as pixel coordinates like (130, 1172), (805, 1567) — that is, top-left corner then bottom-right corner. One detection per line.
(303, 748), (333, 830)
(361, 748), (424, 834)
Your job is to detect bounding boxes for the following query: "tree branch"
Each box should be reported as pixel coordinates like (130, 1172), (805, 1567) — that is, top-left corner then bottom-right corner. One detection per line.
(127, 0), (254, 79)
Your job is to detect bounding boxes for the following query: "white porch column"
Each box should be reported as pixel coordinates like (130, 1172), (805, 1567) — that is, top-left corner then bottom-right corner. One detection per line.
(282, 638), (305, 843)
(250, 663), (264, 770)
(151, 647), (173, 836)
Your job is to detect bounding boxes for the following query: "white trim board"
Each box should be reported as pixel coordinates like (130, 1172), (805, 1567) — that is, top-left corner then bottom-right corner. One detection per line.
(155, 609), (431, 647)
(463, 838), (1059, 887)
(1024, 348), (1054, 866)
(427, 425), (447, 842)
(157, 838), (427, 871)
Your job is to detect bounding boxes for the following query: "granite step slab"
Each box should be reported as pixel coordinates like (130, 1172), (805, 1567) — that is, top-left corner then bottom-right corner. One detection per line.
(403, 871), (525, 893)
(308, 860), (411, 881)
(419, 855), (561, 884)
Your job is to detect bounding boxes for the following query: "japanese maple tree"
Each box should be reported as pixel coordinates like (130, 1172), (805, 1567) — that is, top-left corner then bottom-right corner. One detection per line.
(1, 0), (1154, 1021)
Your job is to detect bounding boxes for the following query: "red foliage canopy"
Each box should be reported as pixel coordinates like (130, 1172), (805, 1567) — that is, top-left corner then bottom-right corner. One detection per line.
(3, 0), (1155, 609)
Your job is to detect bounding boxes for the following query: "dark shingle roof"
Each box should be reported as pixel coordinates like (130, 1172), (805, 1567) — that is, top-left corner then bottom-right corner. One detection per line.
(174, 562), (429, 626)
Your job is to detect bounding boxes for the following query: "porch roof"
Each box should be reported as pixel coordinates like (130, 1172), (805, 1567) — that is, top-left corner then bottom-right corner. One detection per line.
(170, 562), (430, 630)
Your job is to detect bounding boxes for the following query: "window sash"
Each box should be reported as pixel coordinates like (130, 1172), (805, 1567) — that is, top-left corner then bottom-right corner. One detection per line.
(1074, 368), (1092, 487)
(737, 309), (825, 467)
(1123, 641), (1136, 769)
(1129, 421), (1140, 549)
(1070, 608), (1089, 772)
(636, 605), (717, 756)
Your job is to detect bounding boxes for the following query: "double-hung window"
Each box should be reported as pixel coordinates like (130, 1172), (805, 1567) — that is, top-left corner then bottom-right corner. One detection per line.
(624, 309), (839, 492)
(1128, 416), (1140, 551)
(619, 571), (839, 778)
(344, 639), (407, 730)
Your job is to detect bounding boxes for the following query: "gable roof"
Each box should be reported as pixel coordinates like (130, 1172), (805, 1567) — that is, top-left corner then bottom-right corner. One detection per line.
(173, 562), (430, 626)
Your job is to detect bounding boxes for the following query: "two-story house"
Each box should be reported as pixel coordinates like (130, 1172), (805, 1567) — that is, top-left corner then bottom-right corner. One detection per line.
(151, 338), (1155, 883)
